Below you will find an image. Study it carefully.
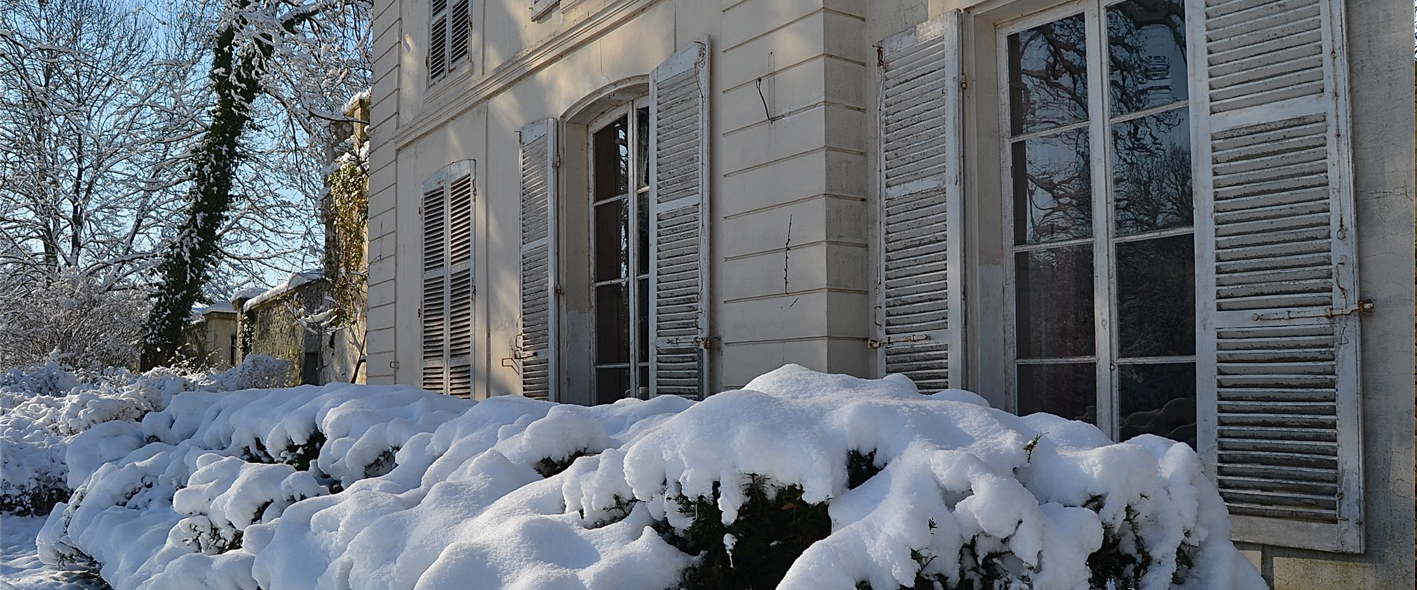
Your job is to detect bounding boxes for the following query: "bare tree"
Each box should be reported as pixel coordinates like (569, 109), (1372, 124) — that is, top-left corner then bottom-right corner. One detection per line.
(0, 0), (207, 291)
(141, 0), (370, 368)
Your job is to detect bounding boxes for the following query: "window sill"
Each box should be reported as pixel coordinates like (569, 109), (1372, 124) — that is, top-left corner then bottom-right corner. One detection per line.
(425, 58), (477, 106)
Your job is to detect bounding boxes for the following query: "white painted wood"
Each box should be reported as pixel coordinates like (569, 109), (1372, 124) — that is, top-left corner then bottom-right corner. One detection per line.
(648, 38), (709, 399)
(446, 166), (475, 396)
(428, 0), (449, 84)
(875, 11), (964, 393)
(530, 0), (557, 20)
(1194, 0), (1363, 553)
(419, 160), (474, 395)
(519, 119), (558, 400)
(428, 0), (470, 84)
(420, 174), (448, 392)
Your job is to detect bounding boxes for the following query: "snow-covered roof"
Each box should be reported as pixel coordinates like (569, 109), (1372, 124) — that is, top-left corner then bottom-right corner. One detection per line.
(230, 287), (267, 302)
(241, 271), (324, 312)
(341, 88), (371, 115)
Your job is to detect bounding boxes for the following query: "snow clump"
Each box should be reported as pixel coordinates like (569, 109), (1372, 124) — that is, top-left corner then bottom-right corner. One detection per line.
(1, 356), (294, 516)
(37, 364), (1264, 590)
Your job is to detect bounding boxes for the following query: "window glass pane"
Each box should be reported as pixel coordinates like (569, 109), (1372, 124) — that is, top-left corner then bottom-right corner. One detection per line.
(594, 201), (628, 281)
(1107, 0), (1187, 116)
(1012, 129), (1092, 245)
(638, 365), (649, 400)
(1015, 245), (1095, 358)
(596, 367), (630, 405)
(637, 277), (649, 364)
(593, 117), (628, 198)
(1018, 363), (1096, 424)
(1113, 109), (1192, 236)
(637, 192), (649, 277)
(1116, 234), (1194, 357)
(595, 283), (630, 364)
(636, 107), (650, 191)
(1118, 363), (1195, 448)
(1007, 14), (1088, 136)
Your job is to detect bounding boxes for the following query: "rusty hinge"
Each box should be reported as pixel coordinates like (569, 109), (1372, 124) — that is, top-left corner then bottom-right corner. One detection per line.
(1252, 300), (1374, 321)
(867, 333), (931, 349)
(696, 336), (721, 351)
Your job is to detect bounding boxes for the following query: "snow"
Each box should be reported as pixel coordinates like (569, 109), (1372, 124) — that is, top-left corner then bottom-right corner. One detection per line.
(24, 364), (1263, 590)
(1, 357), (295, 517)
(240, 272), (323, 312)
(2, 514), (108, 590)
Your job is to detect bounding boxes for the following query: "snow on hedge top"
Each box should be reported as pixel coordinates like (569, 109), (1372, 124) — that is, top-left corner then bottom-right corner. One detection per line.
(39, 365), (1263, 590)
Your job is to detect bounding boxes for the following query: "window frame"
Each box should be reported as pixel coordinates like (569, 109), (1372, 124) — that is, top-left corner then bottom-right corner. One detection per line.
(530, 0), (557, 20)
(995, 0), (1201, 440)
(586, 98), (652, 404)
(428, 0), (473, 86)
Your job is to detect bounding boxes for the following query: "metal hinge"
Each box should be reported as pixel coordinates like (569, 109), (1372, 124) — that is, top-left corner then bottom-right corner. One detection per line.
(509, 333), (537, 360)
(867, 333), (931, 349)
(1252, 300), (1374, 321)
(696, 336), (721, 351)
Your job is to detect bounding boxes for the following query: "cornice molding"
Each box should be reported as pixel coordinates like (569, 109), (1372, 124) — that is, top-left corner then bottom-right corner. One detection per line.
(393, 0), (663, 149)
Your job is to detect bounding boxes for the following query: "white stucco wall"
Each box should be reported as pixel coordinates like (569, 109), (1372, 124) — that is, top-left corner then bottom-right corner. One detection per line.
(369, 0), (877, 397)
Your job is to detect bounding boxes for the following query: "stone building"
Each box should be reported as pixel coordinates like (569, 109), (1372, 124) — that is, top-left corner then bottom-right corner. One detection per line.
(363, 0), (1414, 586)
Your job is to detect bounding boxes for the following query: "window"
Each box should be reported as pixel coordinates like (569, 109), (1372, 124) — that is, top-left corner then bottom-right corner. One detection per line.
(428, 0), (470, 84)
(876, 0), (1361, 552)
(1001, 0), (1195, 445)
(589, 103), (651, 404)
(517, 41), (709, 403)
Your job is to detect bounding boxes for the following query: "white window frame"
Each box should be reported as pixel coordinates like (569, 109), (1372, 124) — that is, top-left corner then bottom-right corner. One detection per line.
(586, 99), (652, 404)
(996, 0), (1200, 440)
(530, 0), (557, 20)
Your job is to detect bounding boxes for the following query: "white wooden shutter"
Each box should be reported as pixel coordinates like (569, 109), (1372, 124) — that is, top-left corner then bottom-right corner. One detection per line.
(648, 38), (710, 399)
(519, 119), (557, 400)
(874, 12), (964, 393)
(1192, 0), (1362, 553)
(448, 0), (469, 66)
(428, 0), (448, 83)
(420, 170), (449, 391)
(421, 161), (475, 395)
(446, 166), (475, 396)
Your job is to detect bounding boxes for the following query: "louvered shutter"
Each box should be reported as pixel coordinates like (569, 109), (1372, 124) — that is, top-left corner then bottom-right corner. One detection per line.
(648, 39), (710, 399)
(428, 0), (448, 83)
(421, 171), (449, 391)
(446, 166), (475, 396)
(448, 0), (469, 66)
(519, 119), (557, 400)
(874, 13), (964, 393)
(421, 161), (475, 395)
(1193, 0), (1362, 553)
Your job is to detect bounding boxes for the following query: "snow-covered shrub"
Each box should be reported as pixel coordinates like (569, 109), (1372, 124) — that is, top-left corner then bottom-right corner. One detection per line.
(1, 356), (295, 516)
(0, 272), (150, 371)
(37, 365), (1264, 590)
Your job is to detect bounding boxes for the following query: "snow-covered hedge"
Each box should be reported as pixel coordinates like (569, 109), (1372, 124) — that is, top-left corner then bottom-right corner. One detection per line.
(37, 365), (1264, 590)
(1, 356), (293, 516)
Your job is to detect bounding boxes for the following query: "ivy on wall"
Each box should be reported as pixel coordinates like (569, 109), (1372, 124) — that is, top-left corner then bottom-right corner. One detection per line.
(326, 161), (368, 329)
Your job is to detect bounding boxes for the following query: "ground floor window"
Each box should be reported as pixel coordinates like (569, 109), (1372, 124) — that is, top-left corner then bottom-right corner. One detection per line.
(1002, 0), (1196, 445)
(590, 102), (651, 403)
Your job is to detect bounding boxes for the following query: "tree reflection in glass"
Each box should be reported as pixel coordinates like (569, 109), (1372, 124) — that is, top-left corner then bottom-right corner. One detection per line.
(1107, 0), (1187, 117)
(1113, 110), (1192, 235)
(1008, 14), (1088, 135)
